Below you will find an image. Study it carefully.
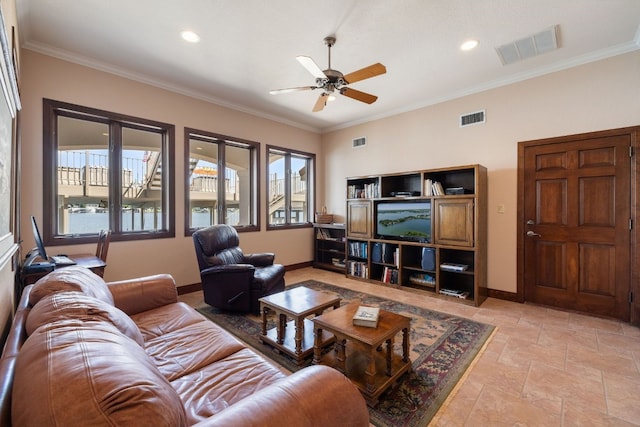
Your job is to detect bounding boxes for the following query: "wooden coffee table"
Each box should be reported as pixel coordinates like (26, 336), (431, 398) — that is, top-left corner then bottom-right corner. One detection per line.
(258, 286), (341, 365)
(312, 302), (411, 405)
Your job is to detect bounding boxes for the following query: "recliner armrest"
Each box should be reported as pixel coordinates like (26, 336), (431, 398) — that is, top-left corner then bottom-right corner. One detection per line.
(243, 252), (275, 267)
(191, 365), (369, 427)
(200, 263), (255, 277)
(107, 274), (178, 315)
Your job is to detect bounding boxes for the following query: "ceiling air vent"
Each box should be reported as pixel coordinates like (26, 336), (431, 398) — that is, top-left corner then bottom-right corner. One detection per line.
(496, 25), (559, 66)
(460, 110), (486, 128)
(352, 136), (366, 148)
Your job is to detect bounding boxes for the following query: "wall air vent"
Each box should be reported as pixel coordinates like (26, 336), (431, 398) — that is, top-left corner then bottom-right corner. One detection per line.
(496, 25), (559, 66)
(352, 136), (366, 148)
(460, 110), (486, 127)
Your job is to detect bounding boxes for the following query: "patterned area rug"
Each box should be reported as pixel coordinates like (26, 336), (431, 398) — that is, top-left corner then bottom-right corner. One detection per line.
(196, 281), (495, 427)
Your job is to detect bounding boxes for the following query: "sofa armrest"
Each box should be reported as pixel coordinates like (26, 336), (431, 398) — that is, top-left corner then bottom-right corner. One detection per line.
(0, 287), (32, 427)
(107, 274), (178, 315)
(243, 252), (275, 267)
(192, 365), (369, 427)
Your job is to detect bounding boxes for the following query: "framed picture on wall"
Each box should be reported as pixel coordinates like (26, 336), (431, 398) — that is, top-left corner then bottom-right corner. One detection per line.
(0, 5), (21, 264)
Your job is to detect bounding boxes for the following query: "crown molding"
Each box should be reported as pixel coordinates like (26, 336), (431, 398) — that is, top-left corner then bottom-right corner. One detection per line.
(23, 41), (322, 134)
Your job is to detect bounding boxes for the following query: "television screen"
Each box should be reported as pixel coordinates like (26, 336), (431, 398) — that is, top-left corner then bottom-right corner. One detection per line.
(375, 201), (431, 242)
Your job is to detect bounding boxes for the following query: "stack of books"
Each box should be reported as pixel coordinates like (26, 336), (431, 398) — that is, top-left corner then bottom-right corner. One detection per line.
(424, 179), (444, 196)
(439, 289), (470, 299)
(352, 305), (380, 328)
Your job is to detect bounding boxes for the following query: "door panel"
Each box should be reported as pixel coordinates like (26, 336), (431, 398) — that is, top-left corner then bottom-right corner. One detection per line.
(522, 134), (631, 320)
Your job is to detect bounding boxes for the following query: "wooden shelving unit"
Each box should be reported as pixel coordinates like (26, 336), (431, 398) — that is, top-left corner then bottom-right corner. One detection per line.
(345, 164), (487, 306)
(313, 223), (346, 273)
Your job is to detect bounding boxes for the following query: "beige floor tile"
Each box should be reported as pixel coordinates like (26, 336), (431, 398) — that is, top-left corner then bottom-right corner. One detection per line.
(180, 267), (640, 427)
(603, 371), (640, 424)
(466, 385), (561, 426)
(524, 360), (607, 413)
(563, 400), (638, 427)
(568, 345), (638, 377)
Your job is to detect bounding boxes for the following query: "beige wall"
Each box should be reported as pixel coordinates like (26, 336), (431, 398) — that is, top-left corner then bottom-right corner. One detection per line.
(18, 48), (640, 294)
(19, 50), (322, 287)
(321, 51), (640, 293)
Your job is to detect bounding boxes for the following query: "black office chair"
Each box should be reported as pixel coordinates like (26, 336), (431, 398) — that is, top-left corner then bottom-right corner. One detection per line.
(192, 225), (285, 313)
(94, 229), (111, 277)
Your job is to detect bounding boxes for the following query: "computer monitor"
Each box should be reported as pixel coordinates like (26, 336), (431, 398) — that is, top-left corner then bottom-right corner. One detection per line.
(30, 215), (49, 262)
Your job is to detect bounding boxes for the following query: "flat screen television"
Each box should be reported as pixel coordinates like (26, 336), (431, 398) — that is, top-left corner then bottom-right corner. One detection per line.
(375, 200), (431, 242)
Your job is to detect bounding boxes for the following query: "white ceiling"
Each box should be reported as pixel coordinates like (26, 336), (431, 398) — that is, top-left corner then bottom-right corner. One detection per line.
(15, 0), (640, 133)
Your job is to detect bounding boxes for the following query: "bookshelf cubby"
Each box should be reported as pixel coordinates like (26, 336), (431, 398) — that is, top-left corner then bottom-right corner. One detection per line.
(345, 164), (487, 306)
(313, 223), (346, 273)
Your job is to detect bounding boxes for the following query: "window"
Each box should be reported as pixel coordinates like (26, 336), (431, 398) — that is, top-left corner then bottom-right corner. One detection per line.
(43, 99), (175, 244)
(267, 146), (315, 228)
(185, 128), (258, 233)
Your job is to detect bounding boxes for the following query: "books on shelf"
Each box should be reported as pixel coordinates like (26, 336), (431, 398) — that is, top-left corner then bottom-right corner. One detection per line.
(381, 266), (398, 284)
(440, 262), (469, 272)
(352, 305), (380, 328)
(347, 260), (368, 278)
(316, 227), (343, 241)
(439, 288), (470, 299)
(408, 273), (436, 288)
(424, 179), (445, 196)
(331, 258), (345, 268)
(348, 182), (379, 199)
(348, 241), (368, 258)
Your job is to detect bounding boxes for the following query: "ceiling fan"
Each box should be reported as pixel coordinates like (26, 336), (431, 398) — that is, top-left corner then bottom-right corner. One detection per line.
(269, 36), (386, 112)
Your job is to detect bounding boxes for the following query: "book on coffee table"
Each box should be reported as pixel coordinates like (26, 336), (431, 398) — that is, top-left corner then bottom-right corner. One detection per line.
(352, 305), (380, 328)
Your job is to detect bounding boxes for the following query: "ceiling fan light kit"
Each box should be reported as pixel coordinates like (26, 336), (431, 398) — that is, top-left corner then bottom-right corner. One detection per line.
(270, 36), (386, 112)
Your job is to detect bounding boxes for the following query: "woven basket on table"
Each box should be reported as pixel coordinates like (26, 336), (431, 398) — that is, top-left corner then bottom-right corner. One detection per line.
(315, 214), (333, 224)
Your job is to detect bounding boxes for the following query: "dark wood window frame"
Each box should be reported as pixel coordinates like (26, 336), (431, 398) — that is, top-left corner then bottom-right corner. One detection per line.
(42, 98), (175, 245)
(266, 145), (315, 230)
(184, 127), (260, 235)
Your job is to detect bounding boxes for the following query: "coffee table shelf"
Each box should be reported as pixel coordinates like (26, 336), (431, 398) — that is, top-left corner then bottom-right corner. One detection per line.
(312, 302), (411, 405)
(259, 286), (341, 366)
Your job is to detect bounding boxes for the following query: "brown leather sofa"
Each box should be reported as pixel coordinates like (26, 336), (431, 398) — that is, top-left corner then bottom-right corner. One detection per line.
(0, 266), (369, 426)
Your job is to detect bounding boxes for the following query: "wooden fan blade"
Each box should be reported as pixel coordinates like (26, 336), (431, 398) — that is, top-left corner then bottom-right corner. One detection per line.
(296, 56), (327, 80)
(343, 63), (386, 84)
(269, 86), (316, 95)
(312, 93), (328, 112)
(340, 87), (378, 104)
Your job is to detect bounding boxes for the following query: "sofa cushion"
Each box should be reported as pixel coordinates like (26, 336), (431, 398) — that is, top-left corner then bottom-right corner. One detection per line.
(145, 320), (246, 381)
(29, 266), (114, 306)
(12, 319), (187, 426)
(25, 291), (144, 346)
(171, 347), (286, 424)
(131, 301), (208, 340)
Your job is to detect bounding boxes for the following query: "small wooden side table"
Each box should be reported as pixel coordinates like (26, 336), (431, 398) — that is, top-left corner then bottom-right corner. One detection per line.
(312, 302), (411, 405)
(258, 286), (341, 365)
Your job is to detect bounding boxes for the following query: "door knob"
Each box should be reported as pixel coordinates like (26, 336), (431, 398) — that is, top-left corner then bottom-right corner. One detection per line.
(526, 231), (541, 237)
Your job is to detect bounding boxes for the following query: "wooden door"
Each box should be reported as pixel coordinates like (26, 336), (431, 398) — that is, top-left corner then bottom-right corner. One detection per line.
(520, 133), (631, 320)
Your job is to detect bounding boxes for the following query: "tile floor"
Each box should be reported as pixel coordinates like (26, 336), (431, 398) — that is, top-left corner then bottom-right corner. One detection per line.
(180, 267), (640, 426)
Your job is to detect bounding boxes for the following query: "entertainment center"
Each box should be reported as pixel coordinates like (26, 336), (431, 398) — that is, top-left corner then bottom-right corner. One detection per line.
(315, 164), (487, 306)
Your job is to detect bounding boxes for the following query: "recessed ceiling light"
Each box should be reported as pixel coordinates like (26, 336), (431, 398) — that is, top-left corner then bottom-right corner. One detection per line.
(460, 39), (479, 51)
(181, 30), (200, 43)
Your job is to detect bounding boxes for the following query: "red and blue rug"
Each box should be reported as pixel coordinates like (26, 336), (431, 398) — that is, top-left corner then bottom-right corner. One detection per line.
(197, 280), (495, 427)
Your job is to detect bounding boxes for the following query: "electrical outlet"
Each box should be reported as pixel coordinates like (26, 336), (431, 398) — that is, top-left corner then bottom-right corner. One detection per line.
(497, 204), (505, 214)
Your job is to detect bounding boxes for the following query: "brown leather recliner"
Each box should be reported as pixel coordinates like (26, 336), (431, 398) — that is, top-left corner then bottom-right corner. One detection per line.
(193, 224), (285, 313)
